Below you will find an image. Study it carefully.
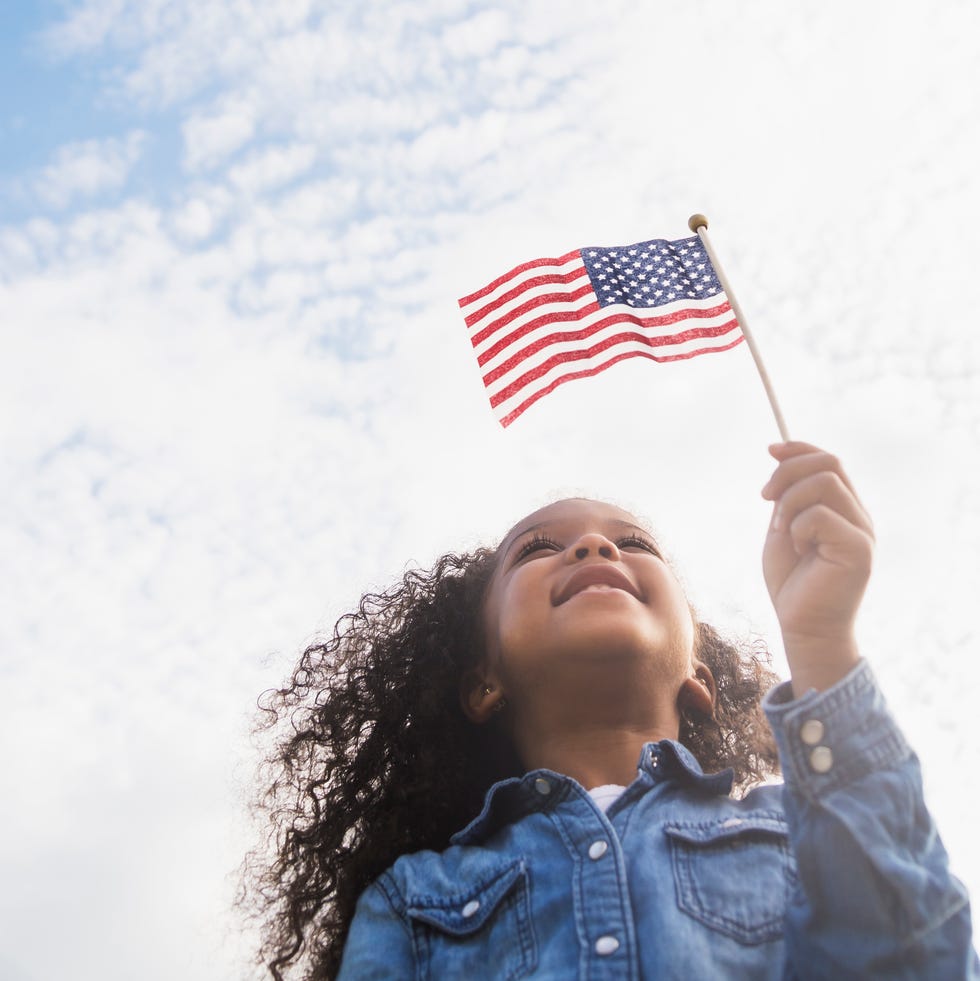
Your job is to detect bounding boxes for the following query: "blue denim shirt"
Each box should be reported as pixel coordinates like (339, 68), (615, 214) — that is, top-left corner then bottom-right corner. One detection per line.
(338, 661), (978, 979)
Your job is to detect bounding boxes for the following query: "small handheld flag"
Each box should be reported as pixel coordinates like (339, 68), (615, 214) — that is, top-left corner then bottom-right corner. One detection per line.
(459, 227), (745, 428)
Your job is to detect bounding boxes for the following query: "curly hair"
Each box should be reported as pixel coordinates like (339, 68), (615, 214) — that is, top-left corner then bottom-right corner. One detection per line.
(244, 531), (780, 980)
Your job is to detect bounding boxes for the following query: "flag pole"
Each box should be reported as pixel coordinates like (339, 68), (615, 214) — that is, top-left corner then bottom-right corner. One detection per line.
(688, 214), (790, 442)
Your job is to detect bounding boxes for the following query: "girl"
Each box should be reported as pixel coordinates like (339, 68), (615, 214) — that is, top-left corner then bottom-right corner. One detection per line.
(250, 442), (977, 979)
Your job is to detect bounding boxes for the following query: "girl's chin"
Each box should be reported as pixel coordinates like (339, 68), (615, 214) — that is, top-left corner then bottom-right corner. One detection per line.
(554, 629), (683, 663)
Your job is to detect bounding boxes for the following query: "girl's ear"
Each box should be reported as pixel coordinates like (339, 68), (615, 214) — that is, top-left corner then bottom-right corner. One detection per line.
(678, 663), (716, 718)
(459, 668), (507, 724)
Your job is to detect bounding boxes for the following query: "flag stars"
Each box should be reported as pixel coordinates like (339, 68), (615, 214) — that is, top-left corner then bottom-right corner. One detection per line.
(582, 237), (721, 309)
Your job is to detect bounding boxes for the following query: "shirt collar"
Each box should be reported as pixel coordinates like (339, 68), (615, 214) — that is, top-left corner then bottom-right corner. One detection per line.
(451, 739), (735, 846)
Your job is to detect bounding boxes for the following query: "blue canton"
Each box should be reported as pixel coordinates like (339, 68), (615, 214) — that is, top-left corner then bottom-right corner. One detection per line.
(581, 235), (724, 309)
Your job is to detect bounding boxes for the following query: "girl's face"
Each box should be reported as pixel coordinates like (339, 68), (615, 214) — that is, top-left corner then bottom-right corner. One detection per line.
(480, 499), (697, 700)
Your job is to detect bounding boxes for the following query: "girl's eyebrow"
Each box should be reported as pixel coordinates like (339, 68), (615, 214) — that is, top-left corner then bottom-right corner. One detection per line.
(499, 521), (548, 557)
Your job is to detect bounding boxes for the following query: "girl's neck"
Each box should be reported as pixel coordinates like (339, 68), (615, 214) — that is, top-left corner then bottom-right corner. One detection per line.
(512, 716), (680, 790)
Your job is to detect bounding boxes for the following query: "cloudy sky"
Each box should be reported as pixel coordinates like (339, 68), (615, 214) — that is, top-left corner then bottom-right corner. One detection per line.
(2, 2), (978, 978)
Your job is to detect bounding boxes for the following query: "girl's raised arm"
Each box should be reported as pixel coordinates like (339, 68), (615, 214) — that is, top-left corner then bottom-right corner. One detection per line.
(760, 441), (978, 977)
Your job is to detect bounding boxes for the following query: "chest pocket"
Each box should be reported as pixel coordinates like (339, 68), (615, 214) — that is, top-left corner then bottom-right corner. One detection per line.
(406, 858), (537, 981)
(664, 812), (796, 945)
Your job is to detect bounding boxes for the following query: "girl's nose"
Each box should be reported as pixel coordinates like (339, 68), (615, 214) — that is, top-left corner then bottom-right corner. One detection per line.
(567, 533), (620, 562)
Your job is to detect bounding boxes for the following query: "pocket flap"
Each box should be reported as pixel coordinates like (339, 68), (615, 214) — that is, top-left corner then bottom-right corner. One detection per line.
(664, 811), (789, 846)
(406, 859), (528, 937)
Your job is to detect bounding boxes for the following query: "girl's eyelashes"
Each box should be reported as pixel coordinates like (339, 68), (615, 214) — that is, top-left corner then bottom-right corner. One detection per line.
(513, 534), (562, 562)
(512, 532), (660, 562)
(617, 534), (661, 556)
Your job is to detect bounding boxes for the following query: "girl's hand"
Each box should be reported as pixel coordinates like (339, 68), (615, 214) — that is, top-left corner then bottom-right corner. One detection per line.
(761, 442), (875, 697)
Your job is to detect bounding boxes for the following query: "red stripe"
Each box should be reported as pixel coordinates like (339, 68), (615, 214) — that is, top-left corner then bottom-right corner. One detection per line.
(471, 284), (596, 348)
(464, 266), (590, 328)
(497, 336), (745, 427)
(458, 247), (583, 308)
(479, 301), (733, 374)
(489, 317), (740, 406)
(472, 300), (731, 368)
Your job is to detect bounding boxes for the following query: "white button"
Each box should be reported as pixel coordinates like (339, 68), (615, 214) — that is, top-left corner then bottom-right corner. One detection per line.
(650, 757), (659, 768)
(800, 719), (825, 746)
(809, 746), (833, 773)
(588, 840), (608, 860)
(595, 935), (620, 956)
(461, 900), (480, 918)
(534, 777), (552, 795)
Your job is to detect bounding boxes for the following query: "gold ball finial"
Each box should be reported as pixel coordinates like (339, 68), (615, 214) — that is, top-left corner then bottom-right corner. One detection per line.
(688, 213), (709, 233)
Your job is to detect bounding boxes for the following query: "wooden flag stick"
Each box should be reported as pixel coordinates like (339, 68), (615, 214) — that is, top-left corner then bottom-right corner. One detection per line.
(688, 214), (790, 442)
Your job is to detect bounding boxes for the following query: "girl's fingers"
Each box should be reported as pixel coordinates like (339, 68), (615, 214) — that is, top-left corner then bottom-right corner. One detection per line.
(786, 503), (875, 571)
(762, 445), (868, 520)
(772, 470), (874, 538)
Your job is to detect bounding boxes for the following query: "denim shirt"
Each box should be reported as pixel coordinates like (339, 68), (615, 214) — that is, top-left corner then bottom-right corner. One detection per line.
(338, 661), (978, 979)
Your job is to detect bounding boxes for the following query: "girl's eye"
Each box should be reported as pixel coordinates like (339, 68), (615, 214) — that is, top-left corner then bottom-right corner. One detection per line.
(617, 535), (660, 556)
(514, 534), (562, 562)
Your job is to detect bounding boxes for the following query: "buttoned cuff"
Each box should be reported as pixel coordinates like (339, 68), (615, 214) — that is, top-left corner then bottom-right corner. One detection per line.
(762, 659), (913, 799)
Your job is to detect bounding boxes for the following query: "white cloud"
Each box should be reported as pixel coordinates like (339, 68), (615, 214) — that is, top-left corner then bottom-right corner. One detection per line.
(41, 0), (129, 55)
(228, 143), (317, 194)
(440, 8), (512, 58)
(29, 131), (146, 209)
(182, 101), (256, 171)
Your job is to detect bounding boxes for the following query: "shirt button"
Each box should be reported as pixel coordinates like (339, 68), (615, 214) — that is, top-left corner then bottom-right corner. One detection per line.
(534, 777), (552, 796)
(809, 746), (833, 773)
(588, 840), (608, 860)
(595, 935), (620, 956)
(800, 719), (825, 746)
(461, 900), (480, 918)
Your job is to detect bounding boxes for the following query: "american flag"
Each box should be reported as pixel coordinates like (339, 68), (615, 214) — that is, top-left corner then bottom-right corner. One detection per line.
(459, 234), (743, 427)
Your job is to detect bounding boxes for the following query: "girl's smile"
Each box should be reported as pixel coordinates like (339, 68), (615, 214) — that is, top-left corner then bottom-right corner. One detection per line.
(553, 562), (642, 604)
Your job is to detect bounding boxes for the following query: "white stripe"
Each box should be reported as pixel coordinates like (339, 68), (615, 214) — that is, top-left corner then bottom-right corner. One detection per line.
(460, 255), (587, 317)
(478, 297), (736, 377)
(466, 269), (592, 340)
(489, 323), (741, 422)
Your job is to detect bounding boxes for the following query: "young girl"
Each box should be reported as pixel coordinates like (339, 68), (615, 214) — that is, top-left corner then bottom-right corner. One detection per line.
(250, 442), (977, 979)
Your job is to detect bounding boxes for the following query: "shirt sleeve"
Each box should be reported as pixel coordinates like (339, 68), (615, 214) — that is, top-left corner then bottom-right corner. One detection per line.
(763, 659), (979, 980)
(336, 874), (414, 980)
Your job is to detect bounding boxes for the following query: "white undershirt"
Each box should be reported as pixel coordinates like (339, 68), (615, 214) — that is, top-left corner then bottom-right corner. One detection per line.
(587, 783), (626, 813)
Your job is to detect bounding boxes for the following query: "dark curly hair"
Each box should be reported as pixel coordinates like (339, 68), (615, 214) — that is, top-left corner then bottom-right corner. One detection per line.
(243, 523), (780, 980)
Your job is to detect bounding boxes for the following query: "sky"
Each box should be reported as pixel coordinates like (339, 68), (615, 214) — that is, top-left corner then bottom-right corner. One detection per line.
(1, 1), (978, 978)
